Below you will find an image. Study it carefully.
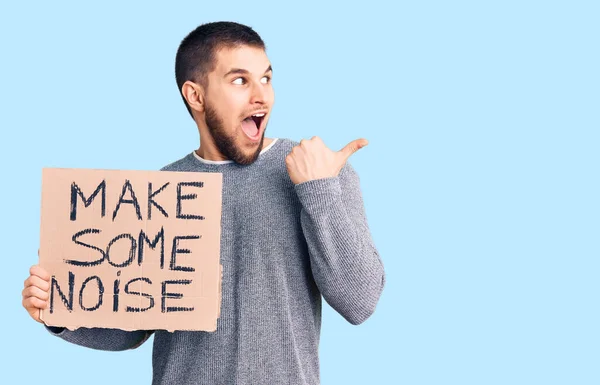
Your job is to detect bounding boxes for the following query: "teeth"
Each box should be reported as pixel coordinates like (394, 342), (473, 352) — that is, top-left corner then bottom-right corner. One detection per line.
(252, 113), (265, 117)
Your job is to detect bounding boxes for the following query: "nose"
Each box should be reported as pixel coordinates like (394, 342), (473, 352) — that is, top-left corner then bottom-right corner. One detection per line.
(250, 80), (267, 105)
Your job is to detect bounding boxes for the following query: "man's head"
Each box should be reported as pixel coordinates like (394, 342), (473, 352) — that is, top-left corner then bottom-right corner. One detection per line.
(175, 21), (274, 165)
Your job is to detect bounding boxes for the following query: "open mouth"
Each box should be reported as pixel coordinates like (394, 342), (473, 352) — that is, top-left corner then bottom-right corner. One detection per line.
(241, 112), (266, 141)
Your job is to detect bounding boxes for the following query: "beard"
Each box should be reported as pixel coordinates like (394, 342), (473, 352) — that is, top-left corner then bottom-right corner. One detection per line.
(204, 103), (265, 166)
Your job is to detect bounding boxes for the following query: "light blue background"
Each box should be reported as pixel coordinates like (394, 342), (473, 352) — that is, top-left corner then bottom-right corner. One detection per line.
(1, 1), (598, 384)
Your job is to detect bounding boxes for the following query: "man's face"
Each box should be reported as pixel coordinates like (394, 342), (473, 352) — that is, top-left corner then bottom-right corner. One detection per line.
(203, 45), (274, 165)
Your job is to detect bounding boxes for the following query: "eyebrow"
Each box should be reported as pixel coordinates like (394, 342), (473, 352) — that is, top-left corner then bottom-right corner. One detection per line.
(224, 65), (273, 77)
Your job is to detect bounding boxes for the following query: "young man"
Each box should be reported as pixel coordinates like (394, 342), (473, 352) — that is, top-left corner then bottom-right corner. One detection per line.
(22, 21), (385, 385)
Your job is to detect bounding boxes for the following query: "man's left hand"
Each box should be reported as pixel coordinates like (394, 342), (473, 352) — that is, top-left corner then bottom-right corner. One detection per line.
(285, 136), (368, 185)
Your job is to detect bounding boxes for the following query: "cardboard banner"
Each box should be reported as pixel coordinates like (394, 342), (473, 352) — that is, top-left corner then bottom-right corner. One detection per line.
(39, 168), (223, 332)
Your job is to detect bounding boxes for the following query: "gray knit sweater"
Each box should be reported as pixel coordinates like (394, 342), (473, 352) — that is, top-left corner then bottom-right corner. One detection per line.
(47, 138), (385, 385)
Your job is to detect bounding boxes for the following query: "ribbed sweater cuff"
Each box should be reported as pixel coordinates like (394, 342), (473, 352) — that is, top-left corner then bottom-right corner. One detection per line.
(293, 177), (342, 209)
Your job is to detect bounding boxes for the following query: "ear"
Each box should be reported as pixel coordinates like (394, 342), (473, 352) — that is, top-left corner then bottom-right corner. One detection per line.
(181, 81), (205, 113)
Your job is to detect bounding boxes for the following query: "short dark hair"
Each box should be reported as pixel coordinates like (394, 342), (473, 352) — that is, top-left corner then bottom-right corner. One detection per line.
(175, 21), (266, 119)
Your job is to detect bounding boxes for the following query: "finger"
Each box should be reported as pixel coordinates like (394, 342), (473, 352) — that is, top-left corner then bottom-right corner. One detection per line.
(24, 275), (51, 291)
(338, 138), (369, 162)
(22, 285), (50, 301)
(29, 309), (42, 323)
(29, 265), (50, 281)
(23, 296), (48, 310)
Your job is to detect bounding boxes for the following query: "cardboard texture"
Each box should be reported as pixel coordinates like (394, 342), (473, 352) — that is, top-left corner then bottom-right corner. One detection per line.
(39, 168), (223, 332)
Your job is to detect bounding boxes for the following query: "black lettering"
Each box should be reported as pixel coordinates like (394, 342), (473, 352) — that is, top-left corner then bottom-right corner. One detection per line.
(50, 272), (74, 313)
(170, 235), (199, 272)
(176, 182), (205, 220)
(124, 277), (155, 312)
(66, 228), (106, 266)
(70, 180), (106, 221)
(106, 233), (137, 268)
(79, 275), (104, 311)
(138, 227), (165, 267)
(148, 182), (169, 219)
(112, 180), (142, 221)
(161, 280), (194, 313)
(113, 271), (121, 312)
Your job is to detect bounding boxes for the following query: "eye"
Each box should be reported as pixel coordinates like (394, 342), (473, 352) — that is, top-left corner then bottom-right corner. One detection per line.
(261, 76), (271, 84)
(232, 77), (246, 85)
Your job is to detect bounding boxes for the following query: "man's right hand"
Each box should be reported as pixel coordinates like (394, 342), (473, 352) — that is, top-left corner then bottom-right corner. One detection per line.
(22, 264), (50, 323)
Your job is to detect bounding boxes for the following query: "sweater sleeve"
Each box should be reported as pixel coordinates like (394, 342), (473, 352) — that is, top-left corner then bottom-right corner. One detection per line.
(293, 163), (385, 325)
(45, 325), (153, 351)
